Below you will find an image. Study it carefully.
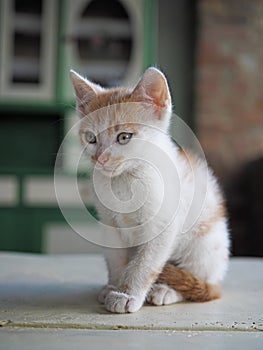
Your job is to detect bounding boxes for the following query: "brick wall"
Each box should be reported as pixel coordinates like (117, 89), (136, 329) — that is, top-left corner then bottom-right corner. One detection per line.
(195, 0), (263, 181)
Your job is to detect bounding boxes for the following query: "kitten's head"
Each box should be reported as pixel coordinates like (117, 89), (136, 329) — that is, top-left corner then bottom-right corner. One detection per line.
(70, 67), (172, 177)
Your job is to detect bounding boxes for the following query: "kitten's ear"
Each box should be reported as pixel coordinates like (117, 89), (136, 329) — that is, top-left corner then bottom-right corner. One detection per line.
(132, 67), (171, 116)
(70, 70), (103, 117)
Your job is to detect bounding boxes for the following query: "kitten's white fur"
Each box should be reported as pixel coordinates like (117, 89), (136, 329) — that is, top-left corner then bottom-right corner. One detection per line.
(70, 67), (230, 313)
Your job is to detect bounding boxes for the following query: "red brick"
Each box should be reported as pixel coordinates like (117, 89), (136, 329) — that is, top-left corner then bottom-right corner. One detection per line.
(196, 0), (263, 179)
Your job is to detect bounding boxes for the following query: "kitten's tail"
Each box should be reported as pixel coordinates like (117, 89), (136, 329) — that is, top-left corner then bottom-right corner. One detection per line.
(158, 263), (221, 302)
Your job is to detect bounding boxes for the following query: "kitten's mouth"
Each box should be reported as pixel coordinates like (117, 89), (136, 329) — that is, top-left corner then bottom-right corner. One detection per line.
(101, 166), (114, 172)
(95, 163), (122, 176)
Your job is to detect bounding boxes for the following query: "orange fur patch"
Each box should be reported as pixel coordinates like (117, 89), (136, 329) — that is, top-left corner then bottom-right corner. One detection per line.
(196, 205), (227, 238)
(82, 87), (146, 115)
(118, 123), (139, 135)
(118, 284), (129, 293)
(122, 214), (135, 227)
(158, 264), (221, 302)
(178, 147), (198, 164)
(178, 147), (227, 239)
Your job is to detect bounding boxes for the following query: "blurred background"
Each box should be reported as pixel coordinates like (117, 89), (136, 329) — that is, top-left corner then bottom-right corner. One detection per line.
(0, 0), (262, 256)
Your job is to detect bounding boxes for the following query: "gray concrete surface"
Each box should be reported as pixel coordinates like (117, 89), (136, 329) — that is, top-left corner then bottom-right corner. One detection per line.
(1, 329), (263, 350)
(0, 253), (262, 349)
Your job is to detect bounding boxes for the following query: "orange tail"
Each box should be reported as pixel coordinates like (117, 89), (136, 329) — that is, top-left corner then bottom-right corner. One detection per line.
(157, 263), (221, 302)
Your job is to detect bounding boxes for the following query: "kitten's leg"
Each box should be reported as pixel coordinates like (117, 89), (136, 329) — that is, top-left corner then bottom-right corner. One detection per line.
(98, 248), (128, 304)
(178, 219), (230, 286)
(157, 219), (229, 303)
(146, 283), (183, 306)
(79, 179), (95, 206)
(104, 236), (171, 313)
(98, 285), (116, 304)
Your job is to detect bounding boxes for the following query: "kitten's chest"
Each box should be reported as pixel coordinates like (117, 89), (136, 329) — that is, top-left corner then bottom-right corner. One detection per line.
(95, 172), (162, 226)
(111, 175), (149, 220)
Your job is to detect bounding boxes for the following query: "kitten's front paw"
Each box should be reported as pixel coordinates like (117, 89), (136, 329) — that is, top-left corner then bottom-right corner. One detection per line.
(147, 283), (183, 306)
(98, 284), (116, 304)
(105, 290), (144, 313)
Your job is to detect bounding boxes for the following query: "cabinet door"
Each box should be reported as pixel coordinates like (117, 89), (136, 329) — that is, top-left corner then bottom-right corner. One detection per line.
(61, 0), (144, 101)
(0, 0), (57, 100)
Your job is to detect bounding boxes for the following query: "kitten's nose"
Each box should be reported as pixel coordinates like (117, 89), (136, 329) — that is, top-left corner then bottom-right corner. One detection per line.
(97, 152), (110, 165)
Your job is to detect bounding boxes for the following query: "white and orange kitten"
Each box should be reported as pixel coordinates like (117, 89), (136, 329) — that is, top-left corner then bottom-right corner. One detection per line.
(70, 67), (230, 313)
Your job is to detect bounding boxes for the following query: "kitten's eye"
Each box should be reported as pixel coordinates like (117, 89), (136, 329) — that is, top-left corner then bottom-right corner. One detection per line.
(117, 132), (133, 145)
(85, 131), (96, 144)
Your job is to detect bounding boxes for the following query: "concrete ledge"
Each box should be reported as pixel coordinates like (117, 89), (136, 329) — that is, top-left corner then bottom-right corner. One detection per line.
(0, 253), (262, 349)
(1, 329), (262, 350)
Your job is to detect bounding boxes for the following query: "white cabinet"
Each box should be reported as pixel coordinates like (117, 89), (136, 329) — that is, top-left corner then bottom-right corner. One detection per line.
(0, 0), (57, 100)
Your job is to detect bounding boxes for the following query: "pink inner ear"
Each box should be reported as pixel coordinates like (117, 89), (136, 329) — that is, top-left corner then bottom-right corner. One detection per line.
(133, 68), (171, 110)
(146, 83), (169, 108)
(70, 71), (101, 110)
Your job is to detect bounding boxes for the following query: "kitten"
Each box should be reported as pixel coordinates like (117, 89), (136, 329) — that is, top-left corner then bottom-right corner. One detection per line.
(70, 67), (230, 313)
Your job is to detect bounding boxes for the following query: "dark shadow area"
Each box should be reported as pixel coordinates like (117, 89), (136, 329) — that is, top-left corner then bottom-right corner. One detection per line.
(226, 157), (263, 257)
